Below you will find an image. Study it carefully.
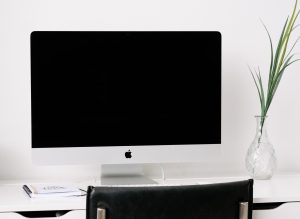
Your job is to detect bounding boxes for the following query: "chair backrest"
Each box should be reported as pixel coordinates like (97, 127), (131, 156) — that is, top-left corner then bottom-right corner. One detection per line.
(86, 179), (253, 219)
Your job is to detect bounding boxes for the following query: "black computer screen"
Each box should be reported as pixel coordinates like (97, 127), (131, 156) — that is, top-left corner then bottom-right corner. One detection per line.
(31, 31), (221, 148)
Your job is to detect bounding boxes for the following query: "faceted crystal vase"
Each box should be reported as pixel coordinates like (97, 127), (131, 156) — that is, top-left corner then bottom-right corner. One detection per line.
(245, 116), (276, 179)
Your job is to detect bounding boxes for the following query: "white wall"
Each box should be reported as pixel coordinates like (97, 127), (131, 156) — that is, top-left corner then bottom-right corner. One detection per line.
(0, 0), (300, 181)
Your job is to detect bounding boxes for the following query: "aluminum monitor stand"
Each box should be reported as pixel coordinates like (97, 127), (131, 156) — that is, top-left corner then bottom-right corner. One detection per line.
(101, 164), (158, 185)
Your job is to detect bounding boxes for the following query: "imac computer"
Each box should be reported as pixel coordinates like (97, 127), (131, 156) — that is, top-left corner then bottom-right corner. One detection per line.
(31, 31), (221, 184)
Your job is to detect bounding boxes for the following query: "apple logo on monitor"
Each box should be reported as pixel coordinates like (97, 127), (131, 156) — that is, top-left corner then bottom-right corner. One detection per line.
(125, 150), (132, 159)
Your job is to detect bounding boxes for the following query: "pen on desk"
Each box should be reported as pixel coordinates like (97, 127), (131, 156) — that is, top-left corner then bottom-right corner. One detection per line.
(78, 188), (87, 196)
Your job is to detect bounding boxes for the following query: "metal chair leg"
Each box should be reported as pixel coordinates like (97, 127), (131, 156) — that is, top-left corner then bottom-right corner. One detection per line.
(239, 202), (248, 219)
(97, 208), (106, 219)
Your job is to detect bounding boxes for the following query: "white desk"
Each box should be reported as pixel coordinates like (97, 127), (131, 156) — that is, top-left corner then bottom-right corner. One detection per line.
(0, 175), (300, 218)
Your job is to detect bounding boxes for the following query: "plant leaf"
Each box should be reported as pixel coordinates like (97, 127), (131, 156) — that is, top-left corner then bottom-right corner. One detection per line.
(271, 17), (289, 84)
(260, 20), (274, 92)
(249, 66), (263, 108)
(283, 36), (300, 63)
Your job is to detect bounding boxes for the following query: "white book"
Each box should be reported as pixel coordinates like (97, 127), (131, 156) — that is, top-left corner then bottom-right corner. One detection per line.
(23, 184), (83, 198)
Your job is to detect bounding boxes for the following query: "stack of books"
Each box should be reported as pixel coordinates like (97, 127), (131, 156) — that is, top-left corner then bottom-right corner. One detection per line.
(23, 185), (84, 198)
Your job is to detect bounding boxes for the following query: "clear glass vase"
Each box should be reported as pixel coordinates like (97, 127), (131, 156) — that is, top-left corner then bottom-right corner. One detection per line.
(245, 116), (276, 179)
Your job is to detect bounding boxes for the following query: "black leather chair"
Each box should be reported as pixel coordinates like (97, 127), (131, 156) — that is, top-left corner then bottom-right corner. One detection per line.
(86, 179), (253, 219)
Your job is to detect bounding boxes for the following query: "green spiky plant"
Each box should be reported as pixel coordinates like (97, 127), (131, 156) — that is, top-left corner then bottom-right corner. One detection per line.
(250, 0), (300, 132)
